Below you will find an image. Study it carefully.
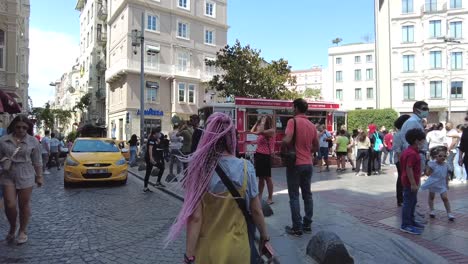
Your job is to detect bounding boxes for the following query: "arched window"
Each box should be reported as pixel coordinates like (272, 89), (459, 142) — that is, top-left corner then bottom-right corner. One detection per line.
(0, 29), (5, 70)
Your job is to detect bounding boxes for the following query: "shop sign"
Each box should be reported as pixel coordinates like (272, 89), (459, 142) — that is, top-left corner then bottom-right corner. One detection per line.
(136, 108), (164, 116)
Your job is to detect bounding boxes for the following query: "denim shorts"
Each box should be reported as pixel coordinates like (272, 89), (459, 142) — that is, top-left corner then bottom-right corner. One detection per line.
(318, 147), (329, 160)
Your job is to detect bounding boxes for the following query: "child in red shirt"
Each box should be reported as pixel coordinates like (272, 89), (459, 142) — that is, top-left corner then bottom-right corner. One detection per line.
(399, 128), (426, 235)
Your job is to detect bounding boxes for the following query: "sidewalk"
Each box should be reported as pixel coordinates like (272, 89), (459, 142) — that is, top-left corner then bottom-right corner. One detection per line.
(128, 163), (466, 263)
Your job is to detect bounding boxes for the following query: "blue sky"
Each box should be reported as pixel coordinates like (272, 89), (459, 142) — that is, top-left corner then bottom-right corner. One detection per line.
(29, 0), (374, 106)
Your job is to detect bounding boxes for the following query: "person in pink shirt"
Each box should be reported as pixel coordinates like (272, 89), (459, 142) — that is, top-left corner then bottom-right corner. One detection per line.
(251, 116), (276, 205)
(282, 98), (319, 237)
(383, 129), (394, 165)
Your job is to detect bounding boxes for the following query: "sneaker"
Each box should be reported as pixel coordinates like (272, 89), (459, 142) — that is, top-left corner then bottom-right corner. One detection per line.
(143, 187), (153, 193)
(285, 226), (303, 237)
(355, 172), (360, 176)
(44, 170), (51, 175)
(397, 202), (402, 207)
(352, 168), (356, 171)
(303, 224), (312, 234)
(429, 210), (436, 218)
(400, 226), (422, 235)
(155, 182), (166, 188)
(448, 213), (455, 221)
(325, 167), (330, 172)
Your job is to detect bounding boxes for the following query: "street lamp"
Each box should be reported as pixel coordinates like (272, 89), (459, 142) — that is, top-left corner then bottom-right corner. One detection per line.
(438, 36), (461, 122)
(131, 13), (145, 149)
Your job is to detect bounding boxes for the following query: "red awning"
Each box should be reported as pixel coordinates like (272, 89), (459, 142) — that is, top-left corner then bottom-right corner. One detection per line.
(0, 90), (21, 114)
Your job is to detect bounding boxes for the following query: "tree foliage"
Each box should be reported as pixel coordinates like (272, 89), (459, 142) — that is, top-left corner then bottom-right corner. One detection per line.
(73, 93), (92, 112)
(347, 109), (399, 132)
(206, 40), (296, 99)
(303, 88), (321, 99)
(30, 103), (73, 131)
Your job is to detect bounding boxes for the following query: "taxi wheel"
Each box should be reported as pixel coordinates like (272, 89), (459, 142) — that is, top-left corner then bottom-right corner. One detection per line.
(64, 180), (72, 188)
(119, 178), (127, 185)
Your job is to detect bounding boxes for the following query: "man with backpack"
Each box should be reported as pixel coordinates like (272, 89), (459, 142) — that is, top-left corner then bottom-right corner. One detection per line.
(368, 124), (384, 175)
(317, 125), (332, 172)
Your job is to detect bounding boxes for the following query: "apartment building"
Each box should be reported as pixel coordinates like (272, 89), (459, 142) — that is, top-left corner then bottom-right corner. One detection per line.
(286, 66), (324, 100)
(75, 0), (108, 125)
(0, 0), (30, 125)
(376, 0), (468, 123)
(329, 43), (377, 111)
(105, 0), (227, 140)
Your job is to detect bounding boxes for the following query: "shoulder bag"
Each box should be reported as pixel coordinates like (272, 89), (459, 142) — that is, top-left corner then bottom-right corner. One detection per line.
(281, 118), (296, 167)
(0, 146), (21, 175)
(215, 162), (275, 264)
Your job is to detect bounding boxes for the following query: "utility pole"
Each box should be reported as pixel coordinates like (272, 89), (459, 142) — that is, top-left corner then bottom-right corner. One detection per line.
(132, 13), (145, 148)
(439, 36), (461, 122)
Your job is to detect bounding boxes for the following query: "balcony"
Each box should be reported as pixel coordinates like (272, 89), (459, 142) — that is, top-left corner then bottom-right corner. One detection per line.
(422, 2), (447, 14)
(96, 59), (106, 73)
(97, 1), (108, 21)
(105, 59), (221, 83)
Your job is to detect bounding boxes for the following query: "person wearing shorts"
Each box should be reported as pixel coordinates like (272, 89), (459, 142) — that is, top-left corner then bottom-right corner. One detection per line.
(318, 125), (331, 172)
(335, 130), (350, 172)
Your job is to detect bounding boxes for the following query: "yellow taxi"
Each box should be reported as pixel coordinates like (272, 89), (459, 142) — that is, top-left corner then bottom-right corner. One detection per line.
(64, 138), (128, 187)
(115, 140), (130, 161)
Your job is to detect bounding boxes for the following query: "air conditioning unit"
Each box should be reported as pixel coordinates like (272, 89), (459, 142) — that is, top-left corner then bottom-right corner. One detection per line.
(147, 44), (160, 55)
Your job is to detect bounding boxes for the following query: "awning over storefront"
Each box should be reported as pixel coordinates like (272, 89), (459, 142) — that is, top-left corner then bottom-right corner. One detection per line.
(0, 90), (22, 114)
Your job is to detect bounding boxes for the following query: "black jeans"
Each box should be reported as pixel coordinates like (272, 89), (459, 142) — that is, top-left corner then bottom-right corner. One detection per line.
(144, 159), (165, 187)
(355, 149), (368, 173)
(396, 161), (403, 204)
(368, 150), (381, 173)
(48, 152), (60, 169)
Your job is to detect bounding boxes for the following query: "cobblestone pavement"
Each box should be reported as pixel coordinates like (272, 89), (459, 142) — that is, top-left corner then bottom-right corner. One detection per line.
(0, 169), (185, 264)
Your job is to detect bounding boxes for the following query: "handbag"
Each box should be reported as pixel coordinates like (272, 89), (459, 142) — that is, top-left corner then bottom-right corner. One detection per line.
(215, 162), (275, 264)
(0, 146), (21, 174)
(280, 118), (296, 167)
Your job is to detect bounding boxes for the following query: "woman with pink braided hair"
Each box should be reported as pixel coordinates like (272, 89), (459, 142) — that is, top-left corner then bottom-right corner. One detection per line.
(165, 112), (269, 264)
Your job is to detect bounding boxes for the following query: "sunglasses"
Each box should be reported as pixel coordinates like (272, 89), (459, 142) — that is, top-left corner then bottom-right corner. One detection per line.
(15, 126), (29, 130)
(437, 155), (447, 158)
(420, 107), (429, 111)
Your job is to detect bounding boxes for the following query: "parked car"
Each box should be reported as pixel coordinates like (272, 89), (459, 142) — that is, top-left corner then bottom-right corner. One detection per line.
(64, 138), (128, 187)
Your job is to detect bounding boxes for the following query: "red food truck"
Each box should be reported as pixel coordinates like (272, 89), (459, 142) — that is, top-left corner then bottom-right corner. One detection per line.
(199, 97), (344, 162)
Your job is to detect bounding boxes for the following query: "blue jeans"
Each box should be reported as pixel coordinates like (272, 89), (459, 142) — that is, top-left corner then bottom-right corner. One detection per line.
(388, 150), (394, 164)
(401, 187), (418, 228)
(129, 146), (137, 166)
(286, 164), (313, 230)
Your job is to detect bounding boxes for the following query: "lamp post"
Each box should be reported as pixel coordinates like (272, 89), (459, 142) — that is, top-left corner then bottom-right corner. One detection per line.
(131, 13), (145, 148)
(439, 36), (461, 122)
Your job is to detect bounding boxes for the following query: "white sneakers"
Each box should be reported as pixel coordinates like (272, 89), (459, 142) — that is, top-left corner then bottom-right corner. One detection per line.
(448, 213), (455, 221)
(44, 170), (51, 175)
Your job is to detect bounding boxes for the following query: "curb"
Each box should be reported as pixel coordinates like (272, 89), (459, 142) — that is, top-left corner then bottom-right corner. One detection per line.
(128, 169), (280, 263)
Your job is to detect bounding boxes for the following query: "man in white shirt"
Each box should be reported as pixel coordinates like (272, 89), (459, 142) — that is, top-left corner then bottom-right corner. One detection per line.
(41, 130), (51, 175)
(445, 122), (460, 180)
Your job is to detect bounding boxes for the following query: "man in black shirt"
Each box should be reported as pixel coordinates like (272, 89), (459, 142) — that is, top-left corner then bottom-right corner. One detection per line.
(190, 115), (203, 153)
(144, 127), (166, 192)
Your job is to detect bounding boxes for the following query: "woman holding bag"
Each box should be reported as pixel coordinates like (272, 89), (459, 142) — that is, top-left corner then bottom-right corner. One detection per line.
(165, 112), (270, 264)
(251, 115), (276, 205)
(0, 115), (43, 245)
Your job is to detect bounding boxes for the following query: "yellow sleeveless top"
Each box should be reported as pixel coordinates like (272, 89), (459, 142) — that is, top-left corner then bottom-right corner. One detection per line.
(195, 160), (251, 264)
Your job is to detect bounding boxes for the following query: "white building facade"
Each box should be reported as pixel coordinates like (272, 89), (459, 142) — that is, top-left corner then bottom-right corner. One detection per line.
(376, 0), (468, 123)
(287, 66), (324, 97)
(328, 43), (377, 111)
(0, 0), (30, 122)
(105, 0), (227, 140)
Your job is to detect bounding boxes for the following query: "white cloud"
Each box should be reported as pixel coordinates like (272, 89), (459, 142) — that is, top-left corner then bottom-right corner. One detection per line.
(29, 27), (79, 108)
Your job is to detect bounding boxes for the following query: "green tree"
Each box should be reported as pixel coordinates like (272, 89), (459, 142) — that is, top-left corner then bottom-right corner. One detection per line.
(303, 88), (321, 99)
(73, 93), (92, 112)
(52, 109), (73, 130)
(206, 40), (296, 99)
(31, 103), (55, 130)
(347, 109), (399, 132)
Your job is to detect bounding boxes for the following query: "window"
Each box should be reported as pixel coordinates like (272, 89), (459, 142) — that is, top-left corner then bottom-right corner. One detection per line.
(205, 1), (215, 17)
(451, 0), (462, 8)
(451, 81), (463, 98)
(336, 71), (342, 82)
(403, 83), (415, 100)
(367, 88), (374, 99)
(205, 56), (216, 74)
(354, 69), (362, 81)
(354, 56), (361, 63)
(146, 86), (158, 102)
(402, 0), (414, 13)
(355, 88), (362, 100)
(0, 29), (5, 70)
(336, 89), (343, 100)
(366, 69), (373, 80)
(178, 0), (189, 9)
(403, 55), (415, 72)
(188, 84), (195, 103)
(90, 26), (93, 43)
(145, 45), (160, 68)
(91, 4), (94, 18)
(178, 83), (186, 102)
(87, 10), (90, 24)
(429, 20), (441, 38)
(147, 15), (159, 32)
(336, 57), (342, 64)
(452, 52), (463, 70)
(205, 29), (214, 45)
(426, 0), (437, 12)
(450, 21), (462, 39)
(177, 22), (189, 39)
(430, 81), (443, 98)
(402, 25), (414, 42)
(177, 51), (189, 71)
(430, 51), (442, 69)
(86, 32), (89, 47)
(366, 55), (373, 62)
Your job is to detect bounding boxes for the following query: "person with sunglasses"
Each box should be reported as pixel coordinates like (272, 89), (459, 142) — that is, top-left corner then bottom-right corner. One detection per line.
(420, 146), (455, 221)
(0, 115), (43, 245)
